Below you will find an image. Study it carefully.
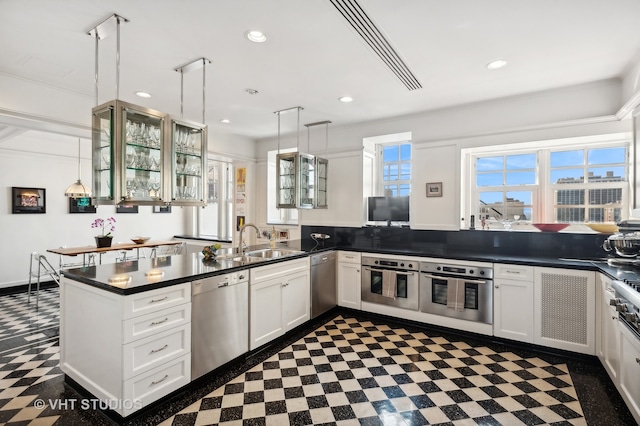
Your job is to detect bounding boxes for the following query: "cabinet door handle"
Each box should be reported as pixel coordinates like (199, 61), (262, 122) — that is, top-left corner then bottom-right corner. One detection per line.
(495, 285), (499, 289)
(357, 269), (360, 273)
(150, 374), (169, 386)
(150, 344), (168, 354)
(150, 296), (168, 303)
(636, 358), (640, 365)
(150, 317), (169, 326)
(613, 316), (618, 320)
(282, 283), (288, 287)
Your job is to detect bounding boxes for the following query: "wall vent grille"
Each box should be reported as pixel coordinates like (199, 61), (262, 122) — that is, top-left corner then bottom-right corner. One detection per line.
(540, 273), (588, 345)
(329, 0), (422, 91)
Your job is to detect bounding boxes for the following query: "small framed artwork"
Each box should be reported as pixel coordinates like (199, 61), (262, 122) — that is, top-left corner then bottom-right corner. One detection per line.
(426, 182), (443, 198)
(116, 204), (138, 214)
(153, 205), (172, 214)
(278, 230), (289, 240)
(12, 187), (46, 214)
(69, 197), (97, 214)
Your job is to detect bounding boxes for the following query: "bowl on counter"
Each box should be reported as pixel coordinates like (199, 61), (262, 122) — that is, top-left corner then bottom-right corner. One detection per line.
(532, 223), (569, 232)
(131, 236), (150, 244)
(585, 223), (618, 234)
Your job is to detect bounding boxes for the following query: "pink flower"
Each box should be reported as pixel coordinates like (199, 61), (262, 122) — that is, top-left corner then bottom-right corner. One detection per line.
(91, 217), (116, 237)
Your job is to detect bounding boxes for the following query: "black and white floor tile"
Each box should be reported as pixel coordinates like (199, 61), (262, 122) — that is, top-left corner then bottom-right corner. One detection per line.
(0, 286), (636, 425)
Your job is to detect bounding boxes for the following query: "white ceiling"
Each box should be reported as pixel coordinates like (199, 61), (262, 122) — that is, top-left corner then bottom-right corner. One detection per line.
(1, 0), (640, 140)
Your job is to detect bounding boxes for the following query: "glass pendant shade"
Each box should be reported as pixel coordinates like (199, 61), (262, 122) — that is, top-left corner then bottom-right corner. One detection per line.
(65, 138), (92, 198)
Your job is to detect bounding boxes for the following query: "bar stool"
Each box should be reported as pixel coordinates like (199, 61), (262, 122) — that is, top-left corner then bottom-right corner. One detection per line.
(28, 252), (60, 308)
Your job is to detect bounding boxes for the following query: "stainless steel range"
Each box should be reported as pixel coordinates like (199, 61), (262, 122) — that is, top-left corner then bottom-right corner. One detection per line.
(611, 278), (640, 337)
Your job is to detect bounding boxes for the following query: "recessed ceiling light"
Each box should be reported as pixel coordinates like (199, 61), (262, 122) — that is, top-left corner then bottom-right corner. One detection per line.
(220, 119), (230, 124)
(135, 91), (151, 98)
(339, 96), (353, 103)
(246, 30), (267, 43)
(245, 88), (259, 95)
(486, 59), (507, 70)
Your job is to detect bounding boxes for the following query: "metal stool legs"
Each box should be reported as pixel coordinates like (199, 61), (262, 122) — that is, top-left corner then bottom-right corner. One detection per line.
(28, 252), (60, 308)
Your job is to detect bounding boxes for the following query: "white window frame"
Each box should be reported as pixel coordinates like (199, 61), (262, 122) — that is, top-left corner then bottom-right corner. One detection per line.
(463, 134), (631, 226)
(377, 142), (412, 196)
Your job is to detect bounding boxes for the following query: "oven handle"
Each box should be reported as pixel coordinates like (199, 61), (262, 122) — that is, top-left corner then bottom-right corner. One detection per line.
(421, 273), (488, 285)
(364, 266), (416, 276)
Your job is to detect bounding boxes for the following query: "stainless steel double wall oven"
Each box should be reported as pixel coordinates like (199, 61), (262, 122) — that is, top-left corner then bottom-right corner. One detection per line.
(361, 255), (494, 324)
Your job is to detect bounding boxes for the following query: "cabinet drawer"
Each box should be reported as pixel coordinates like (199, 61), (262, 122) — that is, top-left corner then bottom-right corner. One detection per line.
(123, 353), (191, 417)
(251, 257), (310, 284)
(123, 324), (190, 380)
(122, 304), (191, 344)
(494, 264), (534, 281)
(123, 283), (190, 319)
(338, 251), (361, 264)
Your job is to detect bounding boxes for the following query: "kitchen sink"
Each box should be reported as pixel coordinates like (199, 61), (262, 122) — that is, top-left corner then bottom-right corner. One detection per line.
(216, 248), (304, 264)
(244, 248), (304, 258)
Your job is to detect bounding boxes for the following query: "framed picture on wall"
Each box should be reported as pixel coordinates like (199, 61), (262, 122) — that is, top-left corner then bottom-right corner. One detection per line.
(153, 205), (172, 213)
(12, 187), (46, 214)
(426, 182), (443, 198)
(116, 205), (138, 214)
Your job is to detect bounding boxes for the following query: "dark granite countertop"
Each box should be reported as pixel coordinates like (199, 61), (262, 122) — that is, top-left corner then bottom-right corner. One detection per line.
(62, 236), (637, 295)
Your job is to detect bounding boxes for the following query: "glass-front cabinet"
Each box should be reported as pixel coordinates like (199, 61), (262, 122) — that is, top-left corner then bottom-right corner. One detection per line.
(276, 152), (297, 209)
(171, 118), (206, 204)
(276, 152), (328, 209)
(92, 100), (207, 206)
(315, 156), (328, 208)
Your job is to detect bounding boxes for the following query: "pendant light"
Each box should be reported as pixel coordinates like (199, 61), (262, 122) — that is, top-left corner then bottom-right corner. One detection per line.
(65, 138), (92, 198)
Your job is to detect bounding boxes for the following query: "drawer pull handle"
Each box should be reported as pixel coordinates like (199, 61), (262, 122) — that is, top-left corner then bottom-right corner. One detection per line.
(505, 270), (520, 274)
(150, 374), (169, 386)
(150, 296), (168, 303)
(150, 318), (169, 326)
(613, 316), (617, 320)
(636, 358), (640, 365)
(150, 344), (168, 354)
(495, 285), (499, 289)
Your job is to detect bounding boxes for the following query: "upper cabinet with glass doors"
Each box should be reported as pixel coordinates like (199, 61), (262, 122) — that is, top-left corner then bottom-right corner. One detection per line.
(315, 157), (328, 208)
(170, 117), (206, 205)
(91, 99), (207, 207)
(276, 152), (328, 209)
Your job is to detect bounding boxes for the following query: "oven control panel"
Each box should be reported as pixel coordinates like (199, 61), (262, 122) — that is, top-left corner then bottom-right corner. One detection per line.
(420, 261), (493, 279)
(361, 256), (418, 271)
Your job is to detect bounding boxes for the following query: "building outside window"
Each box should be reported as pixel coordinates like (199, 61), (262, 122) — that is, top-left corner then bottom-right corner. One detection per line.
(468, 139), (628, 225)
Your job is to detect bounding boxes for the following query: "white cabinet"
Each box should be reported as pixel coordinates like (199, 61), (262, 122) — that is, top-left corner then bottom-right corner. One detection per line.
(60, 279), (191, 417)
(596, 273), (620, 380)
(493, 264), (534, 343)
(337, 251), (361, 310)
(533, 267), (595, 355)
(619, 324), (640, 424)
(249, 257), (310, 350)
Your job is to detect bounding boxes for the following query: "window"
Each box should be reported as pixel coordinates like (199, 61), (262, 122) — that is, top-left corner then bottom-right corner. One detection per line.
(466, 137), (629, 224)
(380, 143), (411, 196)
(198, 159), (233, 240)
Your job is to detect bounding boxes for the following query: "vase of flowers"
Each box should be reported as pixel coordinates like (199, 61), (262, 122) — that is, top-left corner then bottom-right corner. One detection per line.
(92, 217), (116, 248)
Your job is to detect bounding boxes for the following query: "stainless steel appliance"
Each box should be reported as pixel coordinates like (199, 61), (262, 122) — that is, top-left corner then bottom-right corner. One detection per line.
(311, 251), (336, 318)
(611, 278), (640, 337)
(192, 270), (249, 379)
(419, 260), (493, 324)
(361, 256), (419, 310)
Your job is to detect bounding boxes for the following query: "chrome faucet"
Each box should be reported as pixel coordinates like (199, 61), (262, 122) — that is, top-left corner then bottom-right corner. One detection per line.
(238, 223), (260, 254)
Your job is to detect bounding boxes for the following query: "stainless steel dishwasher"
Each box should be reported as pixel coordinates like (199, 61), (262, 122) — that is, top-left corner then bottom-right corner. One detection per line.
(310, 251), (337, 318)
(192, 270), (249, 379)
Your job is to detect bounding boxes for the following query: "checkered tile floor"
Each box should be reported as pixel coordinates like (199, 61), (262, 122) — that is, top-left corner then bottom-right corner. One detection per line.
(160, 317), (587, 426)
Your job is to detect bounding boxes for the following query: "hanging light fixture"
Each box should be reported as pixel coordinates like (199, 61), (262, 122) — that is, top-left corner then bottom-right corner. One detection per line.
(65, 138), (92, 198)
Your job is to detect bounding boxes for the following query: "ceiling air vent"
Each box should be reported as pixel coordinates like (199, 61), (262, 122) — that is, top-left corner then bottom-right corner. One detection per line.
(329, 0), (422, 91)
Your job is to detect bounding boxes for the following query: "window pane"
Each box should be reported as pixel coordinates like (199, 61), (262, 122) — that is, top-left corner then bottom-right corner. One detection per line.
(399, 184), (410, 196)
(589, 207), (621, 223)
(589, 188), (622, 204)
(551, 150), (583, 167)
(555, 189), (584, 205)
(400, 163), (411, 180)
(555, 207), (584, 222)
(479, 191), (503, 204)
(506, 154), (536, 170)
(506, 171), (535, 185)
(587, 166), (625, 182)
(384, 184), (398, 196)
(522, 207), (533, 221)
(588, 147), (625, 165)
(551, 169), (584, 184)
(384, 164), (398, 181)
(477, 157), (503, 171)
(383, 146), (398, 162)
(506, 191), (532, 205)
(400, 144), (411, 161)
(477, 173), (503, 186)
